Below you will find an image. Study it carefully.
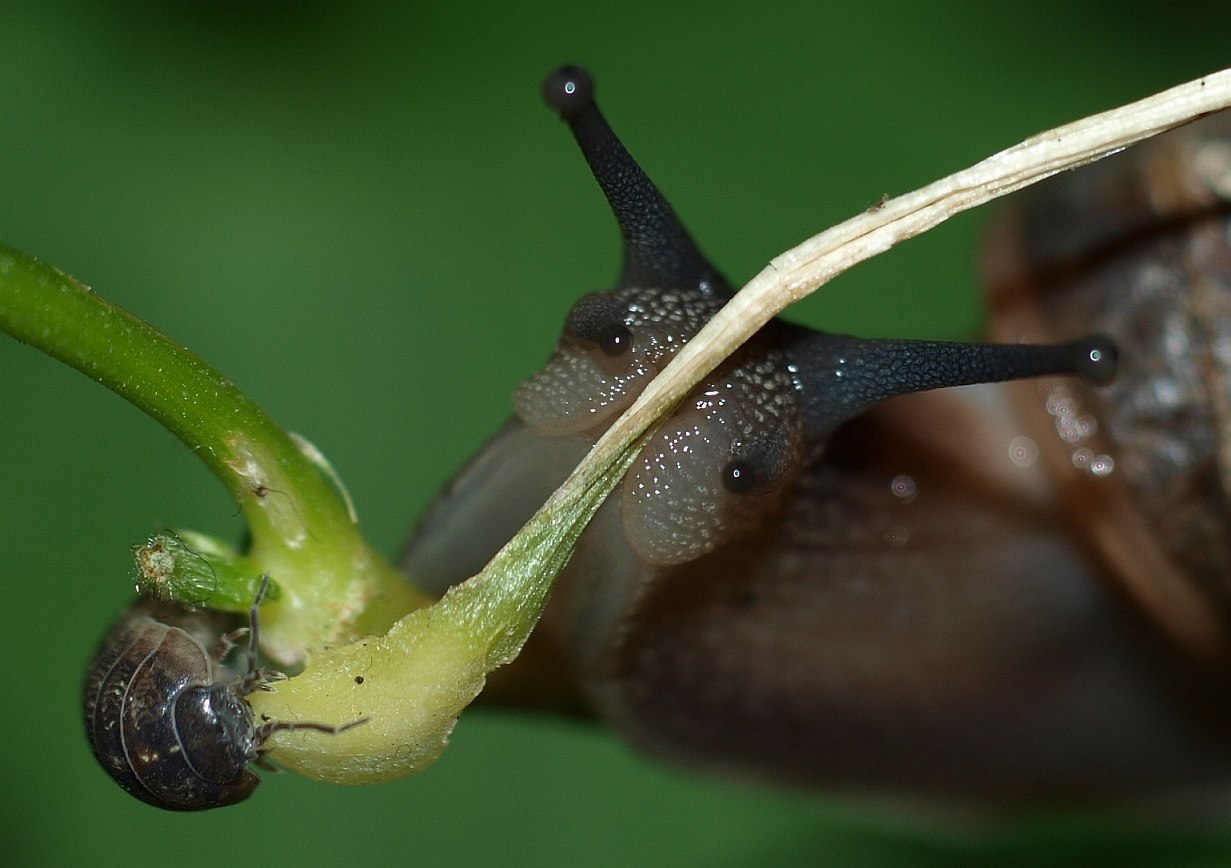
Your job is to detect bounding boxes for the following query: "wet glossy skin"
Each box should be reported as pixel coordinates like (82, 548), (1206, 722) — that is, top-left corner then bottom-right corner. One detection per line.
(404, 70), (1231, 806)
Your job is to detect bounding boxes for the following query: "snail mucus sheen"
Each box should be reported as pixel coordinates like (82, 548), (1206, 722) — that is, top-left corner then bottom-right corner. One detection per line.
(402, 67), (1231, 808)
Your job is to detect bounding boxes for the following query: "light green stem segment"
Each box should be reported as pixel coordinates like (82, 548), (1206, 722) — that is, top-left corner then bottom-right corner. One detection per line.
(0, 243), (424, 662)
(250, 436), (644, 783)
(134, 530), (281, 613)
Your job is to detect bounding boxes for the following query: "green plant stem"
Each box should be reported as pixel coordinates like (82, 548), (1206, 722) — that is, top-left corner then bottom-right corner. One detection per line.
(0, 246), (293, 500)
(0, 238), (646, 784)
(0, 243), (425, 661)
(250, 431), (647, 783)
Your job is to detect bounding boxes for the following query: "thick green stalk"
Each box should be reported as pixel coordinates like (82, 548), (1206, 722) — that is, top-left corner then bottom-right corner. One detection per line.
(0, 238), (643, 784)
(0, 244), (424, 661)
(250, 433), (645, 783)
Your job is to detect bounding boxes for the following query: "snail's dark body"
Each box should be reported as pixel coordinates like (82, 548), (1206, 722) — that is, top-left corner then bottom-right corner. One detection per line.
(83, 601), (261, 810)
(405, 69), (1231, 807)
(412, 402), (1231, 804)
(578, 412), (1224, 801)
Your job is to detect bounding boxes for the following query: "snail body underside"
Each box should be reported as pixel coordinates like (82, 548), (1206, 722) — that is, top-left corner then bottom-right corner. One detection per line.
(585, 397), (1231, 804)
(412, 388), (1231, 806)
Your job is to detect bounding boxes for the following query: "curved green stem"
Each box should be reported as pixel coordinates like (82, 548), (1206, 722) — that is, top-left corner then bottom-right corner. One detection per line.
(0, 244), (424, 662)
(0, 238), (643, 785)
(0, 237), (636, 786)
(0, 246), (299, 502)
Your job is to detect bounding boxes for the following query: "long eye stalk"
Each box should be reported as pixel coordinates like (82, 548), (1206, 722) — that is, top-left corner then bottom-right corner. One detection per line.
(786, 331), (1118, 438)
(543, 65), (732, 297)
(543, 65), (1121, 440)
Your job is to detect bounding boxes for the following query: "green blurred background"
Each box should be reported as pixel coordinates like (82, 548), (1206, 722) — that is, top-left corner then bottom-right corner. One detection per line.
(3, 2), (1231, 866)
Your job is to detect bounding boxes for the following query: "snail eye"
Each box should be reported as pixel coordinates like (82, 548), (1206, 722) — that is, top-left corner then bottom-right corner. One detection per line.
(542, 65), (594, 117)
(516, 288), (716, 437)
(564, 293), (635, 355)
(621, 359), (805, 566)
(515, 292), (650, 436)
(722, 453), (777, 495)
(596, 321), (633, 356)
(721, 439), (788, 495)
(722, 459), (758, 493)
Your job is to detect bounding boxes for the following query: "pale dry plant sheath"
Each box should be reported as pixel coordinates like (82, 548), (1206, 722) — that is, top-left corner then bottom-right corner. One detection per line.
(256, 68), (1231, 781)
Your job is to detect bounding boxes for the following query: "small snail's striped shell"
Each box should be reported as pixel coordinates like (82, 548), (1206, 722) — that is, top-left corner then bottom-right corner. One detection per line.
(83, 602), (261, 811)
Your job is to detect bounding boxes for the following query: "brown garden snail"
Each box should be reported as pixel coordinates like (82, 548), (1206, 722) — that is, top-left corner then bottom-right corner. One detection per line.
(404, 67), (1231, 807)
(83, 575), (363, 811)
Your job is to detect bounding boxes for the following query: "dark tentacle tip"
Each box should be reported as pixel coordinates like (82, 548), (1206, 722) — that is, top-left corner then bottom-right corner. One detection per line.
(1070, 334), (1119, 385)
(543, 65), (594, 119)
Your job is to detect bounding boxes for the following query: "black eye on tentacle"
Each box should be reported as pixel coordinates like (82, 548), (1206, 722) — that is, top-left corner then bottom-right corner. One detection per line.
(722, 438), (793, 495)
(597, 321), (634, 356)
(544, 65), (733, 297)
(783, 328), (1121, 441)
(565, 293), (635, 357)
(1071, 334), (1118, 384)
(722, 460), (759, 493)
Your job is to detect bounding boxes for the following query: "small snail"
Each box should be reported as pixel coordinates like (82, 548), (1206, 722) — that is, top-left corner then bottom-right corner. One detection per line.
(402, 68), (1231, 806)
(84, 575), (363, 810)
